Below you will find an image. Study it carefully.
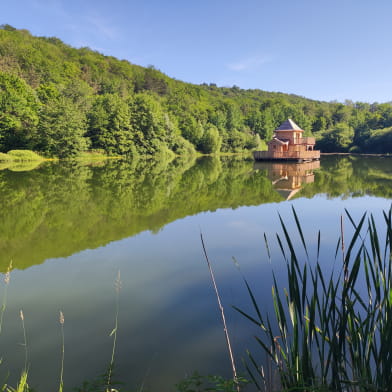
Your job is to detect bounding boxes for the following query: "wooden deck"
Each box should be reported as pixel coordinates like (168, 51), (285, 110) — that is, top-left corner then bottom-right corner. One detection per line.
(253, 150), (320, 162)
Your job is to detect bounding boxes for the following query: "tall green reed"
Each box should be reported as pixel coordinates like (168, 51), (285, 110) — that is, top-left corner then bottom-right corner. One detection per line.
(5, 371), (29, 392)
(19, 310), (28, 374)
(235, 206), (392, 392)
(59, 311), (65, 392)
(107, 270), (121, 392)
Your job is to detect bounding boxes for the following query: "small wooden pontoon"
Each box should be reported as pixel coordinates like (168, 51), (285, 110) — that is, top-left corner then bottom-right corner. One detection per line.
(253, 119), (320, 162)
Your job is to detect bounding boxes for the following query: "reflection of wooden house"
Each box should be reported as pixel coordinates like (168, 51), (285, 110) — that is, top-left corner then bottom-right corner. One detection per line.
(254, 160), (320, 200)
(254, 119), (320, 162)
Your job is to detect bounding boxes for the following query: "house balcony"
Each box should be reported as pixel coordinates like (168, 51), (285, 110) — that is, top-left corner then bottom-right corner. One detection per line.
(294, 137), (316, 145)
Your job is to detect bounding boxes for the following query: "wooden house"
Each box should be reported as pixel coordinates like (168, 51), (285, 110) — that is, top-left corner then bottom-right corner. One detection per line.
(253, 119), (320, 162)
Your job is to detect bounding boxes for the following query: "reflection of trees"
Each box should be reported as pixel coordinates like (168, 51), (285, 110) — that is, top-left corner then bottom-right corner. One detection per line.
(1, 155), (391, 271)
(0, 157), (280, 271)
(299, 155), (392, 199)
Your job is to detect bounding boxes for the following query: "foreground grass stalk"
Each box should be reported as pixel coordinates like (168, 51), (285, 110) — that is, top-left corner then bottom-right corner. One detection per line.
(59, 311), (65, 392)
(19, 310), (28, 373)
(235, 206), (392, 392)
(5, 371), (29, 392)
(200, 233), (240, 392)
(107, 270), (121, 392)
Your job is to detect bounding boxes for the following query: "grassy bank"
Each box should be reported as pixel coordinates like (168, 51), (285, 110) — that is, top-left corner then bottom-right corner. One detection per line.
(0, 150), (44, 162)
(0, 150), (47, 171)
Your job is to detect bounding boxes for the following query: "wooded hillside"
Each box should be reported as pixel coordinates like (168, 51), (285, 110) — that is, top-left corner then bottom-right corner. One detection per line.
(1, 25), (391, 157)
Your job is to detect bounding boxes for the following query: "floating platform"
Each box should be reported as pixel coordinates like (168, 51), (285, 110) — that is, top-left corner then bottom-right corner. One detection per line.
(253, 150), (321, 162)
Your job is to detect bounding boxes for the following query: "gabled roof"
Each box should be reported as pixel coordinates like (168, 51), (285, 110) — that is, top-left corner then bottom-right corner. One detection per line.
(275, 119), (303, 132)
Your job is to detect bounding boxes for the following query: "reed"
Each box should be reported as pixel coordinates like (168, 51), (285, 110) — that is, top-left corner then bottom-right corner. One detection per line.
(235, 206), (392, 391)
(106, 270), (121, 392)
(5, 371), (29, 392)
(59, 311), (65, 392)
(19, 310), (28, 373)
(201, 233), (240, 392)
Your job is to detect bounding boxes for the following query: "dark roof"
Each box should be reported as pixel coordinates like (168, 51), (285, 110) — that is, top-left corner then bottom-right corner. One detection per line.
(275, 119), (303, 132)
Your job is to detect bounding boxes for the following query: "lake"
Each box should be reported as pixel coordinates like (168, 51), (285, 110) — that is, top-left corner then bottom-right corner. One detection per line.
(0, 155), (391, 391)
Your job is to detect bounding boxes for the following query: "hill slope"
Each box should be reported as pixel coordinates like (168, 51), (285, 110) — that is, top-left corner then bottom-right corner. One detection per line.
(0, 24), (392, 157)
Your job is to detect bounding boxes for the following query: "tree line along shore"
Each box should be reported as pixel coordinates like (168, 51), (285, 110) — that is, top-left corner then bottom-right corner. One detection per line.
(1, 24), (392, 159)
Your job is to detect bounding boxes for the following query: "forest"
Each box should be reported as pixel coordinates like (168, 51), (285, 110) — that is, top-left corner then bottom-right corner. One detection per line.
(1, 24), (392, 158)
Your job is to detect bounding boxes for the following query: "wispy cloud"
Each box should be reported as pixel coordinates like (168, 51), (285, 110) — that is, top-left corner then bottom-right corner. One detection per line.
(85, 15), (119, 40)
(227, 54), (273, 71)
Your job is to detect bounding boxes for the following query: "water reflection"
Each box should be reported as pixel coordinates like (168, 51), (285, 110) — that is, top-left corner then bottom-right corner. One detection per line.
(1, 156), (392, 271)
(254, 161), (320, 200)
(0, 155), (391, 391)
(0, 157), (281, 271)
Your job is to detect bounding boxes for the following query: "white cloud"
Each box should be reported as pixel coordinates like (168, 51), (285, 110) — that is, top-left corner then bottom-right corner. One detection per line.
(227, 54), (273, 71)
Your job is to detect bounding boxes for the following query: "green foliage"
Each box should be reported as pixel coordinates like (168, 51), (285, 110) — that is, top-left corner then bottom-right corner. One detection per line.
(176, 372), (249, 392)
(1, 154), (391, 273)
(236, 207), (392, 392)
(1, 26), (392, 156)
(130, 92), (177, 155)
(0, 157), (284, 271)
(6, 150), (43, 161)
(37, 96), (89, 158)
(0, 152), (13, 161)
(87, 94), (134, 155)
(198, 125), (222, 154)
(245, 110), (274, 140)
(363, 126), (392, 153)
(179, 114), (204, 146)
(0, 72), (39, 152)
(5, 371), (30, 392)
(171, 135), (196, 156)
(224, 101), (242, 132)
(316, 123), (354, 152)
(74, 369), (123, 392)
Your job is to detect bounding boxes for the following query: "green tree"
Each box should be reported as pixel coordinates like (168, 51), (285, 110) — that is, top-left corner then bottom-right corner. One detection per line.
(179, 114), (204, 146)
(198, 125), (222, 153)
(87, 94), (134, 155)
(316, 123), (354, 152)
(312, 116), (327, 132)
(37, 96), (89, 158)
(364, 127), (392, 153)
(0, 72), (39, 151)
(224, 101), (242, 131)
(130, 92), (174, 154)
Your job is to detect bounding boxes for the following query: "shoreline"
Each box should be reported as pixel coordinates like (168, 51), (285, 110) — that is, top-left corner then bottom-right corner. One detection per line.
(320, 152), (391, 157)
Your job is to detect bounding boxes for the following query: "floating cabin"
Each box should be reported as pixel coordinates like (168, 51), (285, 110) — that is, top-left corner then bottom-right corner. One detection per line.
(253, 119), (320, 162)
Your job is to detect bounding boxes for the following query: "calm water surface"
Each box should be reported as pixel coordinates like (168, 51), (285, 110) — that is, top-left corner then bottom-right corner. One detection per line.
(0, 155), (391, 391)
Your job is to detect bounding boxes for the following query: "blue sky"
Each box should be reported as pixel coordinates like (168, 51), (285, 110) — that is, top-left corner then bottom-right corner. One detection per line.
(2, 0), (392, 103)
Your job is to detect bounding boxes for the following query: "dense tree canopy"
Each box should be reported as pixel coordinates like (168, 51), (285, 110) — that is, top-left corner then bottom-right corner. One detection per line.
(0, 25), (392, 157)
